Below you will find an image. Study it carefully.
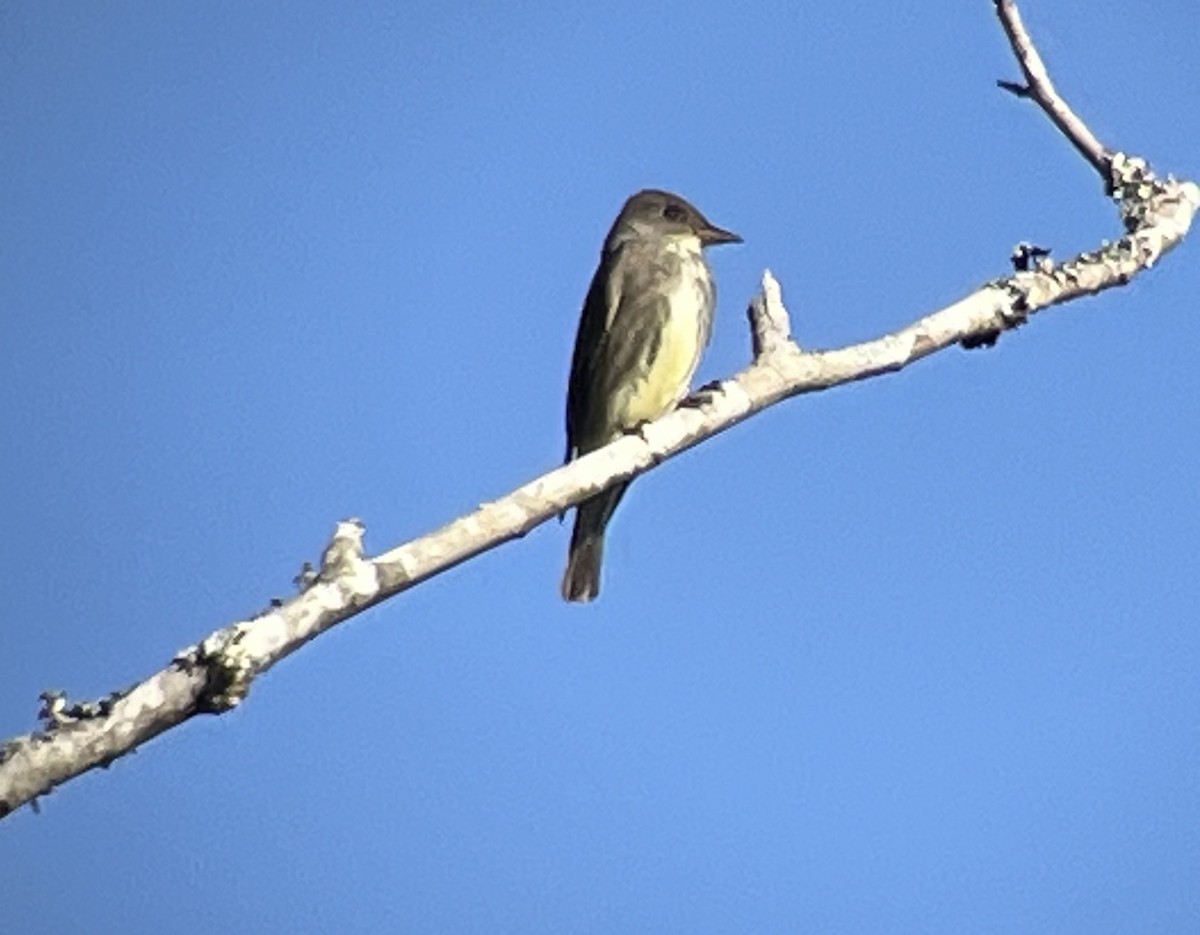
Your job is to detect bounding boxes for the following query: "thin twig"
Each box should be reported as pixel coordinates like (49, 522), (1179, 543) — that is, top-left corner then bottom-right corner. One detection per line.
(994, 0), (1110, 178)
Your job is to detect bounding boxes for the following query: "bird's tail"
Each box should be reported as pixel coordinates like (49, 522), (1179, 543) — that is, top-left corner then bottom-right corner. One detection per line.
(561, 483), (627, 603)
(561, 530), (604, 602)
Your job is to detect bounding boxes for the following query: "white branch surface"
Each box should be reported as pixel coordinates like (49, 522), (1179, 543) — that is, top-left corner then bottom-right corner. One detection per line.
(2, 0), (1197, 821)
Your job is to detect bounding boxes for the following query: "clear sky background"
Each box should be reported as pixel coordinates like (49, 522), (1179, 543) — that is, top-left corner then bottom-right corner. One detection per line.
(2, 2), (1198, 932)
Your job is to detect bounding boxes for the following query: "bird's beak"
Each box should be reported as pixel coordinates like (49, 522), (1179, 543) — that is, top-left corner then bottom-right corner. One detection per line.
(699, 224), (742, 246)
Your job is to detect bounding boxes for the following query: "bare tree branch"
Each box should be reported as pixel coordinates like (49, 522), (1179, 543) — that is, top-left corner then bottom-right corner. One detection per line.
(994, 0), (1110, 177)
(2, 0), (1197, 822)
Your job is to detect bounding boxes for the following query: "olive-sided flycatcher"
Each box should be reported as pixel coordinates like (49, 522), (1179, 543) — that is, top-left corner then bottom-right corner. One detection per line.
(561, 189), (742, 602)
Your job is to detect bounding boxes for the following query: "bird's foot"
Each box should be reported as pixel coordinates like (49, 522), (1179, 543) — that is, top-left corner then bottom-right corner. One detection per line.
(621, 419), (655, 442)
(677, 380), (724, 410)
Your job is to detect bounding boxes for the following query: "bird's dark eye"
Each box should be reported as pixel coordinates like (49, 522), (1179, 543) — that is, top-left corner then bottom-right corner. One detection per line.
(662, 203), (687, 223)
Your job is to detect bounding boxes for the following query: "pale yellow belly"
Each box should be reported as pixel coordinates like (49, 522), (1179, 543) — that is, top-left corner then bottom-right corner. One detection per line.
(616, 304), (703, 427)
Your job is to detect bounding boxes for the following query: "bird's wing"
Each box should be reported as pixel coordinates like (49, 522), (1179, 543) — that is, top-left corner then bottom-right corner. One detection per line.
(564, 252), (623, 464)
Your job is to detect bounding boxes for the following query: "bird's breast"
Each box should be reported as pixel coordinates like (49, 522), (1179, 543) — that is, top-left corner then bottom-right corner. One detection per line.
(620, 246), (713, 426)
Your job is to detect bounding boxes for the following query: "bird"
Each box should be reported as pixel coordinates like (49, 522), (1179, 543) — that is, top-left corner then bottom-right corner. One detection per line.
(561, 188), (741, 602)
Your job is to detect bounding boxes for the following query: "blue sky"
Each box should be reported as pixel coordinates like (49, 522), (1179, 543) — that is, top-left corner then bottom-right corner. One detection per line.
(2, 2), (1198, 932)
